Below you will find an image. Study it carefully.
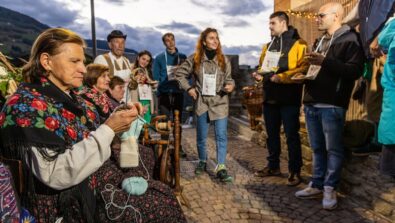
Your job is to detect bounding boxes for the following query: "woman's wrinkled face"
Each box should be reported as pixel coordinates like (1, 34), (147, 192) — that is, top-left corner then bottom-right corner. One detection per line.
(44, 43), (86, 91)
(138, 54), (151, 68)
(95, 71), (111, 92)
(204, 32), (219, 50)
(109, 84), (125, 102)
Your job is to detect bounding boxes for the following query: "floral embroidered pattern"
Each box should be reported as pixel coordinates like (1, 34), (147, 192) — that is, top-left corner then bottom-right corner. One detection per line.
(0, 83), (100, 146)
(78, 86), (114, 116)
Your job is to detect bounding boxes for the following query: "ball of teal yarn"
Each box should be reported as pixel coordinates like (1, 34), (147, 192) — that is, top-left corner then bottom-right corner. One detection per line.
(122, 177), (148, 195)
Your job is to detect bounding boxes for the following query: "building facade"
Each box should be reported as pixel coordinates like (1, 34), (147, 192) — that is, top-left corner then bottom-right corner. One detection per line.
(275, 0), (358, 45)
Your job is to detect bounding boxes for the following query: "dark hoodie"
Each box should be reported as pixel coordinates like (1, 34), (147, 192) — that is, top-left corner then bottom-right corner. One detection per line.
(303, 25), (365, 109)
(260, 26), (308, 105)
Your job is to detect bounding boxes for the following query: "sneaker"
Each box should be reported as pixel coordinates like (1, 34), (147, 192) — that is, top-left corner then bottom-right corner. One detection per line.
(182, 124), (193, 129)
(322, 186), (337, 210)
(295, 182), (322, 199)
(195, 161), (207, 175)
(254, 166), (281, 177)
(182, 116), (194, 129)
(216, 164), (233, 182)
(287, 172), (302, 186)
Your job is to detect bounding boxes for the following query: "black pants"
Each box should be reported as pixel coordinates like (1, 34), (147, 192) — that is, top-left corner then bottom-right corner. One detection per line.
(158, 93), (184, 149)
(380, 145), (395, 177)
(158, 93), (184, 119)
(263, 103), (302, 173)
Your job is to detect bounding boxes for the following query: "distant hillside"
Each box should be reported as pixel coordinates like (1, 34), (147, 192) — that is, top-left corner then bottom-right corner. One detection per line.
(0, 6), (137, 66)
(0, 6), (49, 64)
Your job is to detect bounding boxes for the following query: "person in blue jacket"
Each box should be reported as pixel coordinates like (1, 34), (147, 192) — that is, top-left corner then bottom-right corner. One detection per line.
(153, 33), (188, 157)
(378, 17), (395, 178)
(153, 33), (187, 117)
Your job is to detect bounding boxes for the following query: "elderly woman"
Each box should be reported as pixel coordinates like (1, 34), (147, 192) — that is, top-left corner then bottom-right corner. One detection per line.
(79, 63), (156, 178)
(0, 28), (138, 222)
(175, 27), (235, 182)
(80, 64), (186, 222)
(107, 76), (126, 108)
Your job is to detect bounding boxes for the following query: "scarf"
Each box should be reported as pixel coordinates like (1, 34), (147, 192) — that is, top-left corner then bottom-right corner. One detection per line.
(78, 86), (115, 124)
(0, 77), (100, 222)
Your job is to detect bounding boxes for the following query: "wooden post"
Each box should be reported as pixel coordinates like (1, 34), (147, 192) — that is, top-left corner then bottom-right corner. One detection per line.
(174, 110), (181, 191)
(173, 110), (190, 207)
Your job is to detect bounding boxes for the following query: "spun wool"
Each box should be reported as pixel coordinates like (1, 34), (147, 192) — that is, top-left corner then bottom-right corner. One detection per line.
(121, 177), (148, 195)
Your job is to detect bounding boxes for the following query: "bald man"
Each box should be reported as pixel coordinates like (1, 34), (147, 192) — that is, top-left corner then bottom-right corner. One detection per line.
(294, 2), (364, 210)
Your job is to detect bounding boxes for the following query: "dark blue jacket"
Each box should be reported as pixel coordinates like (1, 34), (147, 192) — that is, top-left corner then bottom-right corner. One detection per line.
(358, 0), (395, 57)
(153, 49), (187, 95)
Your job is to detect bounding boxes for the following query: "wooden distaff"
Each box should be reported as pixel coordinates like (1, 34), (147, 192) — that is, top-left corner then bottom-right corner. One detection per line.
(0, 52), (16, 74)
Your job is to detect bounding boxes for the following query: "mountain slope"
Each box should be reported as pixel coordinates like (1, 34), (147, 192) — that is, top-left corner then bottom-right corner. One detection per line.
(0, 6), (50, 62)
(0, 6), (137, 65)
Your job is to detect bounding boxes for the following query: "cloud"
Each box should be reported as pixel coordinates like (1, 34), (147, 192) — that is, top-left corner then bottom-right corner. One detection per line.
(111, 24), (196, 57)
(100, 0), (139, 5)
(224, 18), (249, 27)
(223, 45), (262, 66)
(221, 0), (268, 16)
(75, 24), (261, 66)
(0, 0), (80, 27)
(67, 17), (115, 41)
(170, 34), (197, 56)
(0, 0), (264, 66)
(95, 18), (115, 38)
(191, 0), (270, 16)
(157, 21), (200, 35)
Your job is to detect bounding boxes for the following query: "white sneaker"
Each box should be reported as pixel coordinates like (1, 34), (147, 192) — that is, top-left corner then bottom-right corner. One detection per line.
(182, 116), (194, 129)
(322, 186), (337, 210)
(182, 124), (193, 129)
(295, 182), (322, 199)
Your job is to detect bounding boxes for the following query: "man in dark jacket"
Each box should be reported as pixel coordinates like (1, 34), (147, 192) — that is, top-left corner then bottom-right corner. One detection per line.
(153, 33), (187, 118)
(252, 11), (308, 186)
(153, 33), (188, 157)
(295, 2), (364, 210)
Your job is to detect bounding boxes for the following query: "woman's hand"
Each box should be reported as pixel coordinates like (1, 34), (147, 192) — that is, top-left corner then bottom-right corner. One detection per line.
(105, 103), (139, 133)
(188, 88), (198, 100)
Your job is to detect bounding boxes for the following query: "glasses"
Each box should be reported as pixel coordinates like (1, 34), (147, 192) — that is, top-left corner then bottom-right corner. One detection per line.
(317, 12), (335, 18)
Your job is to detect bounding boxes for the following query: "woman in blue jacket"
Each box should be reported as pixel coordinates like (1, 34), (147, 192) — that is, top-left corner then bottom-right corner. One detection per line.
(378, 17), (395, 177)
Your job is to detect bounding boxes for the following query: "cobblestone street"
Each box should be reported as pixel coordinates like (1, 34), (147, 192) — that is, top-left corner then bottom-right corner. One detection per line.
(179, 128), (391, 223)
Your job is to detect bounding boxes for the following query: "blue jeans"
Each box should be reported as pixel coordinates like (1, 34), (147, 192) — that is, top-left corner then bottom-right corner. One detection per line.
(304, 105), (346, 189)
(196, 112), (228, 165)
(263, 103), (302, 173)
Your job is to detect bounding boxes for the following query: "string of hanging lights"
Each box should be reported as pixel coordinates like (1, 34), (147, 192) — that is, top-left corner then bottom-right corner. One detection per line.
(286, 9), (317, 19)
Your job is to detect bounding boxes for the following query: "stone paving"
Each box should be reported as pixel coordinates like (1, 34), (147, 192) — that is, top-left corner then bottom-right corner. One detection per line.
(179, 128), (391, 223)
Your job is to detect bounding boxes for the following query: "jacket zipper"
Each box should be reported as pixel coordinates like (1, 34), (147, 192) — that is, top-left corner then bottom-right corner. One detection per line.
(335, 79), (342, 92)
